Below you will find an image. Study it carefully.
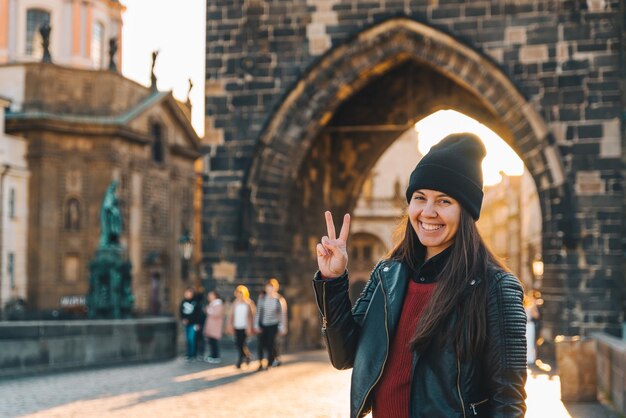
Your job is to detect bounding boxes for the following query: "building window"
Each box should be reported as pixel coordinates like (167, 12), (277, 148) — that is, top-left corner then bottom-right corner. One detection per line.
(8, 188), (16, 219)
(64, 198), (81, 231)
(151, 123), (164, 163)
(7, 252), (15, 289)
(91, 21), (104, 68)
(64, 255), (80, 283)
(26, 9), (51, 56)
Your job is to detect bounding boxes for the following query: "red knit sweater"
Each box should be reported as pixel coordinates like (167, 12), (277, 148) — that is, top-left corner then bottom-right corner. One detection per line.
(372, 280), (437, 417)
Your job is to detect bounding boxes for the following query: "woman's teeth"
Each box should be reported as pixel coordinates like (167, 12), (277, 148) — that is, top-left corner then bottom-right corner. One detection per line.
(421, 222), (443, 231)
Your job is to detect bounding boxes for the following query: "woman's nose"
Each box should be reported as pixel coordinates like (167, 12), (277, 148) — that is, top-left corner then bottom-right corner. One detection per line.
(422, 201), (437, 217)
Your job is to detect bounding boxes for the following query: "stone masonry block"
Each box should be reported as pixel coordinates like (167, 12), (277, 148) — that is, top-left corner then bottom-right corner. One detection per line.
(576, 171), (605, 195)
(505, 27), (527, 44)
(306, 22), (326, 37)
(600, 118), (621, 158)
(309, 35), (332, 55)
(556, 42), (569, 62)
(312, 11), (338, 25)
(520, 45), (549, 64)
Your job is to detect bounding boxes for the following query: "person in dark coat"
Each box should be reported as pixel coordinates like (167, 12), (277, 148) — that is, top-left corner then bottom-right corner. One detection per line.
(179, 287), (202, 361)
(313, 133), (527, 418)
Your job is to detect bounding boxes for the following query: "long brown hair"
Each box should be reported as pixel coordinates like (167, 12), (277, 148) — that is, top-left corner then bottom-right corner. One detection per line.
(387, 209), (507, 360)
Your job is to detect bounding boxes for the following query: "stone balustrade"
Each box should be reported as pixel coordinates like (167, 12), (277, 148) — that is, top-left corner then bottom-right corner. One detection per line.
(0, 317), (176, 378)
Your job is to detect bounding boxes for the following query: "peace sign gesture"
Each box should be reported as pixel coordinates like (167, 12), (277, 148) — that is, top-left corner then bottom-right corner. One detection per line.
(317, 211), (351, 279)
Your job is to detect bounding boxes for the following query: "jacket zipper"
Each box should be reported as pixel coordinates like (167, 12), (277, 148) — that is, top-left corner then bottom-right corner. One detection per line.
(321, 281), (328, 332)
(469, 398), (488, 415)
(318, 281), (333, 364)
(356, 269), (389, 418)
(457, 355), (467, 418)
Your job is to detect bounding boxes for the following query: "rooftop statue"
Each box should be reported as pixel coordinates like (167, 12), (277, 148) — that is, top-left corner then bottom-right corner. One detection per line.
(39, 22), (52, 63)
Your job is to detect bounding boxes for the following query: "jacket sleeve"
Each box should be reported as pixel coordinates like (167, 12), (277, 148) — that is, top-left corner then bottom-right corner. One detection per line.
(484, 272), (528, 417)
(312, 267), (379, 370)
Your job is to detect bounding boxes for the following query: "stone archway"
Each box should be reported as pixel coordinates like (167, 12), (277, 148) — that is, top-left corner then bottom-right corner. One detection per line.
(242, 17), (618, 343)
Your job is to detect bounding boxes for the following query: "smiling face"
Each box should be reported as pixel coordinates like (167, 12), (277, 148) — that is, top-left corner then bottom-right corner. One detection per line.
(408, 189), (461, 259)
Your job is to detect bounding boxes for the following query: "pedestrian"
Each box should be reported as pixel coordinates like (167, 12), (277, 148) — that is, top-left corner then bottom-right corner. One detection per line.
(203, 290), (224, 364)
(195, 289), (206, 360)
(524, 293), (540, 367)
(313, 133), (527, 417)
(254, 278), (288, 370)
(226, 285), (256, 368)
(179, 287), (202, 362)
(255, 290), (266, 365)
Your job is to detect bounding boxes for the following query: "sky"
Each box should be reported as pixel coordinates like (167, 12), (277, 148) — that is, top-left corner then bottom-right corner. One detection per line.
(119, 2), (524, 183)
(120, 0), (206, 136)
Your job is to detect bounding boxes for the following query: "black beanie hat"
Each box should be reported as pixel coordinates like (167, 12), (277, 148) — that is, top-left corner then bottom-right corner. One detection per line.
(405, 132), (486, 220)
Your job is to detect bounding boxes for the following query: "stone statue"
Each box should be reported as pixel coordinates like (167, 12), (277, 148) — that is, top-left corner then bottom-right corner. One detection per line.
(186, 78), (193, 105)
(108, 37), (118, 72)
(150, 50), (159, 90)
(39, 22), (52, 63)
(99, 180), (122, 248)
(87, 180), (134, 318)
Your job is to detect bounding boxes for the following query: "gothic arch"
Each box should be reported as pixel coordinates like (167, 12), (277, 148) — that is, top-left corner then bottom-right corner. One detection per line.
(249, 17), (565, 196)
(241, 17), (579, 338)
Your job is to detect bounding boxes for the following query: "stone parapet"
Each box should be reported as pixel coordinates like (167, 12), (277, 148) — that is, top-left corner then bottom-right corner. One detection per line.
(0, 317), (176, 378)
(594, 332), (626, 415)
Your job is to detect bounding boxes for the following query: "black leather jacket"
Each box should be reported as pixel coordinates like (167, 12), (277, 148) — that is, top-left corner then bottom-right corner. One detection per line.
(312, 259), (527, 418)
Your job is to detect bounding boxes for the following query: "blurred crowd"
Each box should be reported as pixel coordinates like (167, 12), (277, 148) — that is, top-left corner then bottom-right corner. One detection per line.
(179, 278), (288, 370)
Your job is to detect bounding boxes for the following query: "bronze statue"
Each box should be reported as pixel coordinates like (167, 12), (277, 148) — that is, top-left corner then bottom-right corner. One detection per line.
(87, 180), (134, 318)
(99, 180), (122, 248)
(39, 22), (52, 63)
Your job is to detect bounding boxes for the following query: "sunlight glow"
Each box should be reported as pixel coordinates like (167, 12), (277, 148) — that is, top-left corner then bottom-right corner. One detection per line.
(414, 110), (524, 186)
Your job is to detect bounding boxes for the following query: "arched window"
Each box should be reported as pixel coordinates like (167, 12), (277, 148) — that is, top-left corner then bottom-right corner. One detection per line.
(26, 9), (51, 56)
(64, 198), (81, 231)
(151, 122), (164, 163)
(91, 21), (105, 68)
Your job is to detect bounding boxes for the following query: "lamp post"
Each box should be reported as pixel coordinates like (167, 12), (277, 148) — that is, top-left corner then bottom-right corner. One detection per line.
(178, 229), (194, 281)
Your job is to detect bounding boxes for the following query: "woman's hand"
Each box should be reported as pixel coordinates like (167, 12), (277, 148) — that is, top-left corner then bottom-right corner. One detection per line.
(316, 211), (350, 279)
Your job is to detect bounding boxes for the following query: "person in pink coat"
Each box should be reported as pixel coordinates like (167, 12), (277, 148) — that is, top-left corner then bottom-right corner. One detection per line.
(203, 290), (224, 363)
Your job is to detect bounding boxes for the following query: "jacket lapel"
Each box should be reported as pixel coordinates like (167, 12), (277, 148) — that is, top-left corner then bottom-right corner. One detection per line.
(379, 261), (409, 337)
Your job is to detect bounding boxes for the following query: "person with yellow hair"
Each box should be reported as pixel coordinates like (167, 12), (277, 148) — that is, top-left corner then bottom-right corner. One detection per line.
(226, 285), (256, 368)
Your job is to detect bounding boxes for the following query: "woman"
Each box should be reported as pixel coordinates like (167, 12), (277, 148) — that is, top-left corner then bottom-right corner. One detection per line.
(253, 278), (288, 370)
(226, 285), (256, 368)
(203, 290), (224, 364)
(313, 133), (527, 418)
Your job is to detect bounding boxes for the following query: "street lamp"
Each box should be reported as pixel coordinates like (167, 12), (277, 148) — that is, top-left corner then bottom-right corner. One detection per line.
(532, 257), (544, 289)
(178, 229), (194, 280)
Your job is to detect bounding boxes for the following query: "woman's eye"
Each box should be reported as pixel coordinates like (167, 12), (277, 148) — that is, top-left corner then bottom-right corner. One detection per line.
(413, 196), (425, 201)
(439, 199), (451, 205)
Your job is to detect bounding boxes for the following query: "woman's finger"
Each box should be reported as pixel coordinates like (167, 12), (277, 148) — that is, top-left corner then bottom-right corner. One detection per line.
(339, 213), (351, 242)
(325, 211), (336, 240)
(316, 243), (328, 257)
(321, 235), (338, 248)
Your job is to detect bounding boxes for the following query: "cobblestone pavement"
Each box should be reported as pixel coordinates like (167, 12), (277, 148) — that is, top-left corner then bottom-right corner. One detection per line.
(0, 350), (619, 418)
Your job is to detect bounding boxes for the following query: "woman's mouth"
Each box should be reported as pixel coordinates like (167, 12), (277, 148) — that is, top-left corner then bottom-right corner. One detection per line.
(420, 222), (444, 231)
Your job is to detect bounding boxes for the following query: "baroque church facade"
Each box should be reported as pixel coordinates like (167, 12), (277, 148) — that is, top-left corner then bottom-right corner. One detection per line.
(0, 0), (201, 316)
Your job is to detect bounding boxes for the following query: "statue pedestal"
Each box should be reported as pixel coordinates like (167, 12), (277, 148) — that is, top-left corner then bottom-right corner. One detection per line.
(87, 245), (134, 319)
